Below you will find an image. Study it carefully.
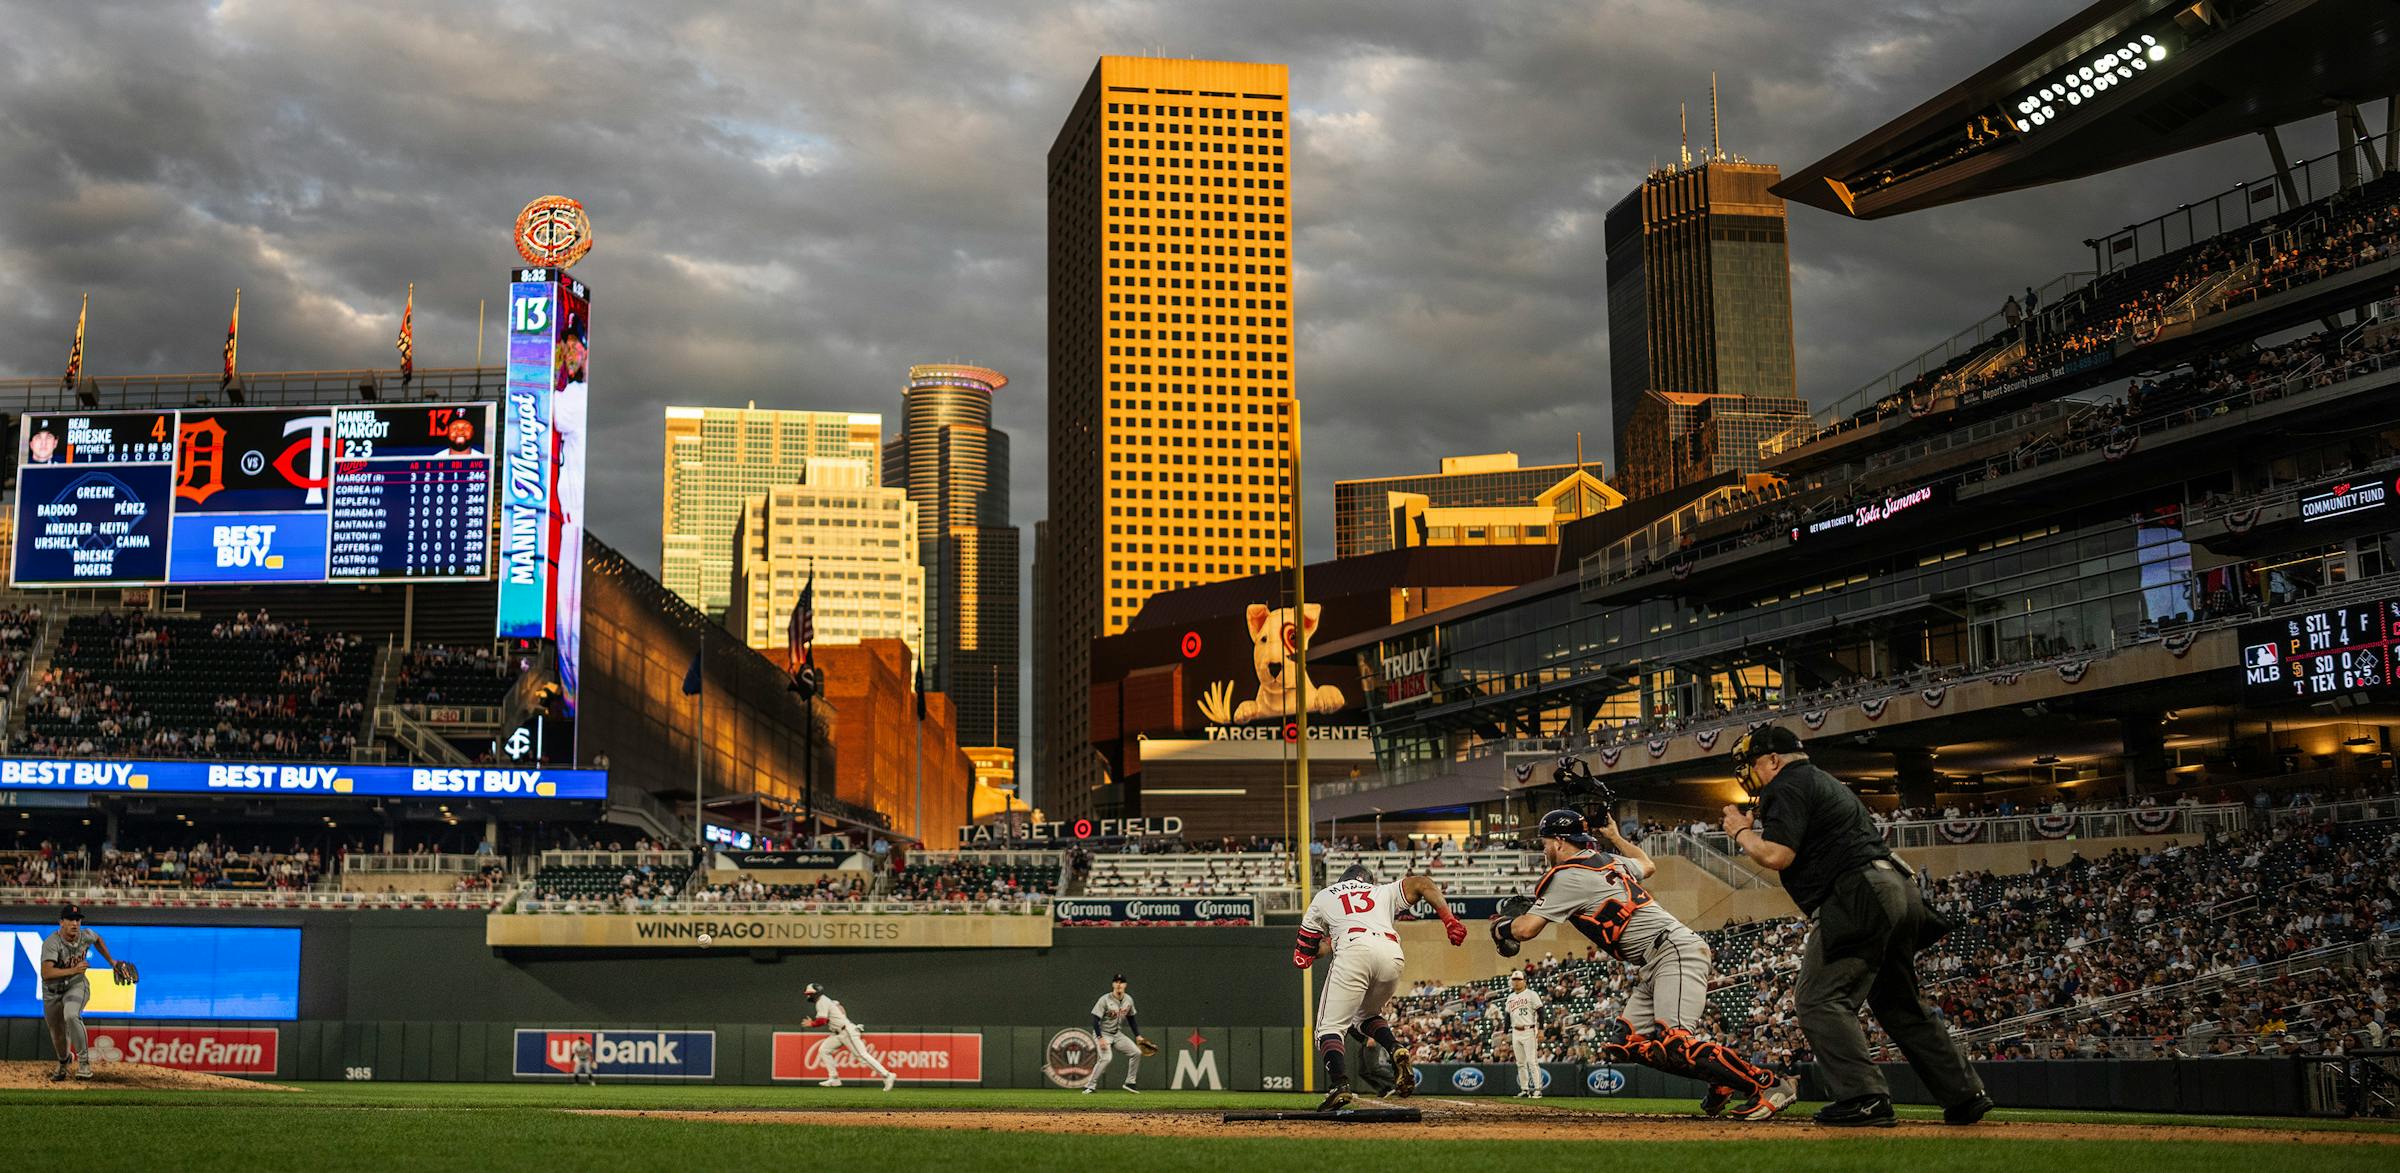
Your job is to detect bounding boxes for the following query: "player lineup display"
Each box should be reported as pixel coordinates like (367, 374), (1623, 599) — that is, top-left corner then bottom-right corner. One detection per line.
(11, 404), (497, 587)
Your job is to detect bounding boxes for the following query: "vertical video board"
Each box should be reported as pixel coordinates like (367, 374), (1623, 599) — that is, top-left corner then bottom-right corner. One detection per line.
(12, 404), (496, 587)
(497, 267), (590, 715)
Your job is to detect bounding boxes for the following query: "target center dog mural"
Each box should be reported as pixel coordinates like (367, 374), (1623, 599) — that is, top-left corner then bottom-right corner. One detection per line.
(1198, 603), (1349, 725)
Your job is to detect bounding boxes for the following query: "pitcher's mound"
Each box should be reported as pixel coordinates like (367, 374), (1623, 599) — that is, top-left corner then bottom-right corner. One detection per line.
(0, 1061), (296, 1092)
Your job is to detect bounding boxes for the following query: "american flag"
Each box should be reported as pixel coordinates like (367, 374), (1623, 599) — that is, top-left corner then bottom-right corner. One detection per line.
(788, 571), (815, 670)
(395, 283), (415, 384)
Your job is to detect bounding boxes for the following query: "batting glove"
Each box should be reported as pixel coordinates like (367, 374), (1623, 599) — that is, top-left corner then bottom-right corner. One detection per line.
(1442, 915), (1468, 946)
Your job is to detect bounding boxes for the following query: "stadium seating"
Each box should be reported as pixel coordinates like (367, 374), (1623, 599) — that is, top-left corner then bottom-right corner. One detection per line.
(21, 611), (370, 760)
(392, 644), (512, 707)
(892, 856), (1061, 900)
(1077, 849), (1541, 898)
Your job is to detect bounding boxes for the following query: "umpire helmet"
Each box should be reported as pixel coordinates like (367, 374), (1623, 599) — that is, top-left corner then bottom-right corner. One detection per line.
(1536, 808), (1597, 846)
(1338, 862), (1376, 884)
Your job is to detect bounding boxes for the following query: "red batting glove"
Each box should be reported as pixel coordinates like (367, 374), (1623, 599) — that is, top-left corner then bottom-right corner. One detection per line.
(1442, 916), (1468, 946)
(1293, 948), (1316, 968)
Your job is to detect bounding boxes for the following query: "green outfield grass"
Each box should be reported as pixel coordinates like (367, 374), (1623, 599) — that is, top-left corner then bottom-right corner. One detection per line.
(4, 1084), (2395, 1173)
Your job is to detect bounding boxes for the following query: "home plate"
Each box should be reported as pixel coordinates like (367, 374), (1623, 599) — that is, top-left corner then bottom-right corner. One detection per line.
(1222, 1107), (1423, 1123)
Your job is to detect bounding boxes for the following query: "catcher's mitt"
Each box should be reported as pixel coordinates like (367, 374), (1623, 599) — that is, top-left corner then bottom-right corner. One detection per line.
(1490, 916), (1521, 957)
(111, 961), (138, 985)
(1135, 1035), (1160, 1057)
(1495, 895), (1533, 919)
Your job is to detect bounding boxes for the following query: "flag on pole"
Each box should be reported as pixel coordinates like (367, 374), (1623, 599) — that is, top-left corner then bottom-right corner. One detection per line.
(220, 289), (241, 391)
(64, 294), (87, 387)
(788, 571), (816, 669)
(395, 283), (415, 385)
(915, 666), (928, 721)
(682, 649), (703, 697)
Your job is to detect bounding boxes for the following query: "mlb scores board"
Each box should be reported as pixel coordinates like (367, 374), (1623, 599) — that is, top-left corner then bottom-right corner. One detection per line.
(2239, 599), (2400, 702)
(12, 404), (497, 587)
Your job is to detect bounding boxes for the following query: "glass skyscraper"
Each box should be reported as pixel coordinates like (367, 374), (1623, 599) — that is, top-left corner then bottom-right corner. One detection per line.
(885, 363), (1019, 754)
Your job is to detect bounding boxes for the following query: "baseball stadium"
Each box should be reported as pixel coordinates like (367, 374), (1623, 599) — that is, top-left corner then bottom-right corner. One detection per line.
(7, 1), (2400, 1170)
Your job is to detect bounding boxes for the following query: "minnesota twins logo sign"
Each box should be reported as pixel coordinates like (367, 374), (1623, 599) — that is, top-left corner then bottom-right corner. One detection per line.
(514, 195), (595, 268)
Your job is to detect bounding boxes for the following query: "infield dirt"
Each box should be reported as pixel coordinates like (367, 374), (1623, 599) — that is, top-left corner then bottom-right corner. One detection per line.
(0, 1061), (296, 1092)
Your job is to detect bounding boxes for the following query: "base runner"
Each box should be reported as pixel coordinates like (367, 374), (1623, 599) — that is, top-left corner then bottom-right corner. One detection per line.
(1295, 864), (1468, 1112)
(802, 983), (897, 1090)
(1494, 810), (1797, 1120)
(1082, 973), (1158, 1093)
(1503, 971), (1543, 1097)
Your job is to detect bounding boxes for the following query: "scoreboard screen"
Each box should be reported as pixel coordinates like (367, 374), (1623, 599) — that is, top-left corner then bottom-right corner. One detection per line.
(12, 404), (495, 587)
(2238, 599), (2399, 703)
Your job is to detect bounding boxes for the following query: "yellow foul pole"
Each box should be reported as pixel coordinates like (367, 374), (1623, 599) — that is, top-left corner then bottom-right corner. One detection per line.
(1293, 396), (1314, 1093)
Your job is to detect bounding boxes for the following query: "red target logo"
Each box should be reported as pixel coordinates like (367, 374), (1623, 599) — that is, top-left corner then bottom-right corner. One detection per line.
(1073, 819), (1094, 839)
(1180, 630), (1203, 659)
(1283, 722), (1299, 742)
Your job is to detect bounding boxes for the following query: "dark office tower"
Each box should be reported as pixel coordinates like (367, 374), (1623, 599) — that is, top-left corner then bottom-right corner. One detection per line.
(885, 364), (1019, 755)
(1605, 87), (1801, 500)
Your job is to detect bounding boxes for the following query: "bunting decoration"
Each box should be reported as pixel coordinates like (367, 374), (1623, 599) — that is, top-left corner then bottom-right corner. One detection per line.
(1921, 685), (1948, 709)
(1645, 737), (1671, 759)
(2163, 631), (2198, 658)
(1512, 760), (1537, 784)
(1598, 746), (1623, 769)
(1937, 820), (1982, 845)
(2032, 813), (2075, 839)
(2056, 660), (2092, 685)
(1695, 728), (1723, 751)
(2224, 507), (2260, 535)
(2129, 808), (2177, 834)
(2102, 436), (2139, 462)
(1861, 697), (1890, 721)
(1801, 709), (1828, 730)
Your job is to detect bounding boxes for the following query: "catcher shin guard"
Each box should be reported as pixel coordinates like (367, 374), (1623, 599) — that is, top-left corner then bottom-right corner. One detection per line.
(1661, 1029), (1774, 1095)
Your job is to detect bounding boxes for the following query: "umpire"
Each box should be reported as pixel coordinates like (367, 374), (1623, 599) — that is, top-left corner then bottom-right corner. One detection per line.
(1717, 725), (1991, 1127)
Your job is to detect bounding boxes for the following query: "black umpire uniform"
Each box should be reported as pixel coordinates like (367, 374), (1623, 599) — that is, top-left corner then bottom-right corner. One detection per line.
(1723, 725), (1990, 1127)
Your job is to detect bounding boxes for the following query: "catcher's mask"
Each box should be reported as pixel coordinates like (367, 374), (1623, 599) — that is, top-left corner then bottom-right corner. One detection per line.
(1729, 724), (1804, 795)
(1338, 862), (1375, 885)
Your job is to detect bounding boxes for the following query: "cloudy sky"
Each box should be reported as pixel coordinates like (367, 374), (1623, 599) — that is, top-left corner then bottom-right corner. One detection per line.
(0, 0), (2356, 574)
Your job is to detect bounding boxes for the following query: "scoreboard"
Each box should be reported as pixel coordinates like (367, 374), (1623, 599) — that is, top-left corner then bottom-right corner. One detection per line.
(2239, 600), (2399, 703)
(12, 404), (496, 587)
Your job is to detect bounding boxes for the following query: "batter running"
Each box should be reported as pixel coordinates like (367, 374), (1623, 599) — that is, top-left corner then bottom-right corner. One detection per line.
(1295, 864), (1468, 1112)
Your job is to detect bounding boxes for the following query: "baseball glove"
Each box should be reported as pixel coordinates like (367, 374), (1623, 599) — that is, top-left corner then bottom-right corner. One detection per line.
(1495, 895), (1533, 919)
(1489, 916), (1521, 957)
(1135, 1036), (1160, 1057)
(111, 961), (138, 985)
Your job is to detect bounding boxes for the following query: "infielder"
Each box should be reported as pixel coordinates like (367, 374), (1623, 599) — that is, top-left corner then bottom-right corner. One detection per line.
(39, 906), (130, 1082)
(1081, 973), (1159, 1093)
(1295, 864), (1468, 1112)
(802, 983), (896, 1090)
(570, 1037), (595, 1084)
(1502, 971), (1543, 1097)
(1494, 810), (1796, 1121)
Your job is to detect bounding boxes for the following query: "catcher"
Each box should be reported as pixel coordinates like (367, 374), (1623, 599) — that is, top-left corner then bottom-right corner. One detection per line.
(39, 906), (134, 1082)
(1493, 809), (1797, 1121)
(1083, 973), (1158, 1093)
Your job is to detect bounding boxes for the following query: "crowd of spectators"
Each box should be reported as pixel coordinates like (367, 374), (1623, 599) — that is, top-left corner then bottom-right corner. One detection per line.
(2, 837), (329, 891)
(1388, 807), (2399, 1069)
(890, 857), (1054, 903)
(393, 643), (512, 707)
(19, 611), (368, 761)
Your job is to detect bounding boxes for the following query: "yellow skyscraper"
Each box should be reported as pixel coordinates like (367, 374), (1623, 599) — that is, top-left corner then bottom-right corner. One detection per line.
(1041, 57), (1296, 820)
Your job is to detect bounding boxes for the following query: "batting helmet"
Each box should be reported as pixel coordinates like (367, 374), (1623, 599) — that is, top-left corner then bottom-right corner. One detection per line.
(803, 982), (823, 1001)
(1537, 808), (1597, 846)
(1338, 862), (1376, 885)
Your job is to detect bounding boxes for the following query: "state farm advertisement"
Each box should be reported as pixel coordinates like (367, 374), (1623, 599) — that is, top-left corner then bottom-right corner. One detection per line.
(83, 1025), (279, 1074)
(772, 1031), (982, 1083)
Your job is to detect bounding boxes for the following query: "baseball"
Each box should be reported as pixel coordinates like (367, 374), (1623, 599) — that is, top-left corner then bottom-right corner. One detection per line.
(696, 932), (714, 949)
